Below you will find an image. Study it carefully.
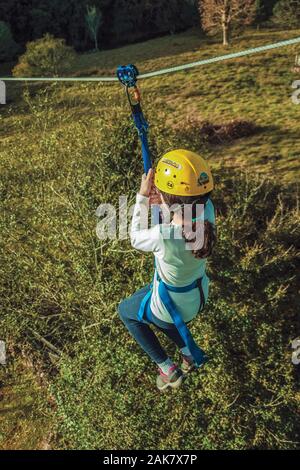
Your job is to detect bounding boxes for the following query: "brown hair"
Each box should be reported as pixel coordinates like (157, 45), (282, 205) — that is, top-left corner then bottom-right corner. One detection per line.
(160, 190), (217, 259)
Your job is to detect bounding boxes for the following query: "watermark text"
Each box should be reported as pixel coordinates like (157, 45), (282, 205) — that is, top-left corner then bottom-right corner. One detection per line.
(0, 80), (6, 104)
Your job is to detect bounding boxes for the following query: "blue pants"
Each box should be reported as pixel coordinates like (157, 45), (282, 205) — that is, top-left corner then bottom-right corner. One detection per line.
(118, 285), (186, 363)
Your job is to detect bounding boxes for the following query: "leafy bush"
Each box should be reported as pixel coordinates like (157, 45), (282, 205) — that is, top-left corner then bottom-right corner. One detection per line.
(0, 83), (299, 449)
(13, 34), (75, 77)
(0, 21), (18, 62)
(272, 0), (300, 28)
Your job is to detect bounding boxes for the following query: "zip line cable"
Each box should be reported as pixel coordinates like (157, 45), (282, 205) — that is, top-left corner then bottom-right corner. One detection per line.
(140, 36), (300, 79)
(1, 36), (300, 83)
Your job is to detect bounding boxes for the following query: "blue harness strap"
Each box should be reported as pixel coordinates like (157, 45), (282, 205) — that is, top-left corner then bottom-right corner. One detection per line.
(158, 280), (206, 368)
(117, 64), (161, 224)
(137, 286), (152, 322)
(117, 65), (152, 174)
(131, 103), (151, 173)
(138, 272), (207, 367)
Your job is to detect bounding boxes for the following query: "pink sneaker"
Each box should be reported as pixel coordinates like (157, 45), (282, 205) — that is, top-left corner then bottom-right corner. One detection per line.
(156, 364), (183, 391)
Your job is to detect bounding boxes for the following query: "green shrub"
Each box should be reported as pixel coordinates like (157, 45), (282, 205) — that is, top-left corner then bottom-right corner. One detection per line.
(13, 34), (76, 77)
(272, 0), (300, 28)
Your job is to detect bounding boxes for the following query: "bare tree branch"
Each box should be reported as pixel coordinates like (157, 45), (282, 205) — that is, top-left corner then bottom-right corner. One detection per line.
(199, 0), (256, 45)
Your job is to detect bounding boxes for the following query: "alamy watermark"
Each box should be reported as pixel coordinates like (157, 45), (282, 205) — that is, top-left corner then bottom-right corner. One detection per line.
(0, 340), (6, 366)
(0, 80), (6, 105)
(96, 196), (206, 251)
(292, 338), (300, 365)
(291, 80), (300, 104)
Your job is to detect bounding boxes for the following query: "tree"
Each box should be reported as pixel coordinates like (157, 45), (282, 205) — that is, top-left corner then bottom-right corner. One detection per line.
(110, 0), (198, 45)
(0, 21), (18, 62)
(199, 0), (256, 45)
(85, 5), (103, 50)
(272, 0), (300, 28)
(254, 0), (267, 29)
(12, 34), (75, 77)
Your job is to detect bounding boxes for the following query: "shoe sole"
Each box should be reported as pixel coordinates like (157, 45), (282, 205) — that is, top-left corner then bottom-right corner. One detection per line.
(182, 359), (208, 376)
(157, 374), (184, 391)
(182, 365), (196, 375)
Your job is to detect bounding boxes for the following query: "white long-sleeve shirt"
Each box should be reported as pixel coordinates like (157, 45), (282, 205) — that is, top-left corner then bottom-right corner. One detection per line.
(130, 194), (215, 323)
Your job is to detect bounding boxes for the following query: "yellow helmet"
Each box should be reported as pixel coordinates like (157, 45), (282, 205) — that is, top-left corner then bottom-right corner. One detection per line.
(155, 149), (214, 196)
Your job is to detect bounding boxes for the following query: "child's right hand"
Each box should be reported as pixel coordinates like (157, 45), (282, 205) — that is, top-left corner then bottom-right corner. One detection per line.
(139, 169), (162, 205)
(139, 169), (154, 197)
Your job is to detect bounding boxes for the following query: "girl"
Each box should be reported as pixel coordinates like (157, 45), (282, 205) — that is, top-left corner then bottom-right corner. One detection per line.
(119, 149), (216, 390)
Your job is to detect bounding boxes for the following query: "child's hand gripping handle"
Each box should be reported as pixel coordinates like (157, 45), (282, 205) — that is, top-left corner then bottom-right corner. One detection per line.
(140, 170), (161, 225)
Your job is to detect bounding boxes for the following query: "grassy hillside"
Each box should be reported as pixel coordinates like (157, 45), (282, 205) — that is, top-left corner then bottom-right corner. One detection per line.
(0, 27), (299, 449)
(3, 28), (300, 180)
(0, 354), (53, 450)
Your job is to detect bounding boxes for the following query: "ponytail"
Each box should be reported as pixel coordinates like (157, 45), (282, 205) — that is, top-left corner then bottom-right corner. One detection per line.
(160, 191), (217, 259)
